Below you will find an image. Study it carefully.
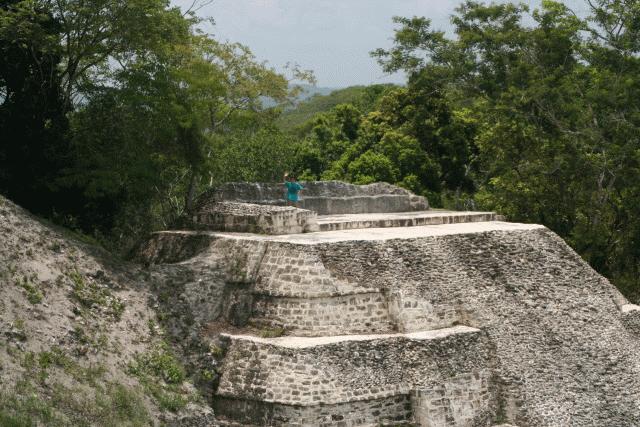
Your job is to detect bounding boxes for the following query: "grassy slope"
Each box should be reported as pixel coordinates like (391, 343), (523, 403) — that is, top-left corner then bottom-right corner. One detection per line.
(0, 195), (212, 426)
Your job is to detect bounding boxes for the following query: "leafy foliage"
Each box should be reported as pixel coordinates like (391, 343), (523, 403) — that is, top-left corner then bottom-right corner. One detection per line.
(369, 0), (640, 298)
(276, 84), (395, 131)
(292, 78), (476, 206)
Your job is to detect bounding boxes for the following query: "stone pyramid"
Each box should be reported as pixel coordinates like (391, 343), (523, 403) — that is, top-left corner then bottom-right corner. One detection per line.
(138, 181), (640, 426)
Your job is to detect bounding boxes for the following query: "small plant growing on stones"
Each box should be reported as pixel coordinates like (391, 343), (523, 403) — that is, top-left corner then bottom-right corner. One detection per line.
(16, 276), (43, 304)
(129, 343), (185, 384)
(128, 342), (190, 412)
(6, 318), (28, 342)
(209, 343), (224, 358)
(48, 242), (62, 252)
(68, 269), (125, 319)
(259, 326), (285, 338)
(224, 252), (249, 283)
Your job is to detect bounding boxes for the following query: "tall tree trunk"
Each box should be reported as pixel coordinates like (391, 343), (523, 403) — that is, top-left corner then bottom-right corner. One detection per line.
(184, 168), (199, 214)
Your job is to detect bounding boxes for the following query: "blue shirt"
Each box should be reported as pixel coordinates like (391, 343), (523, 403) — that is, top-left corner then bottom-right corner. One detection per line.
(284, 181), (303, 201)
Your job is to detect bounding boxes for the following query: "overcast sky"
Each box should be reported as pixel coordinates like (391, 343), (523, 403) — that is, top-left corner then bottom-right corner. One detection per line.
(171, 0), (587, 88)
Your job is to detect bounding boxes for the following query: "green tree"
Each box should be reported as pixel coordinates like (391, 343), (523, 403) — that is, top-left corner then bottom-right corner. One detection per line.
(0, 1), (71, 214)
(372, 0), (640, 298)
(66, 30), (307, 250)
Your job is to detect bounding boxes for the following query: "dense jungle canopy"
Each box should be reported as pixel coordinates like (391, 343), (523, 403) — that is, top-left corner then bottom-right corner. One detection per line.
(1, 0), (639, 299)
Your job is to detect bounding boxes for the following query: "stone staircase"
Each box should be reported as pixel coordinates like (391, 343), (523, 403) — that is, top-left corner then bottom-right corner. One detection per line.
(138, 182), (640, 427)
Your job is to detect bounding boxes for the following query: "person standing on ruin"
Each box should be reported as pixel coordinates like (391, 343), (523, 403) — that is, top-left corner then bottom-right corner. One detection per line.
(283, 173), (304, 207)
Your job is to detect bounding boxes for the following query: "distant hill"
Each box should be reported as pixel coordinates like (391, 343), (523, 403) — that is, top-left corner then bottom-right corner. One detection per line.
(277, 84), (397, 131)
(294, 84), (337, 100)
(260, 85), (337, 108)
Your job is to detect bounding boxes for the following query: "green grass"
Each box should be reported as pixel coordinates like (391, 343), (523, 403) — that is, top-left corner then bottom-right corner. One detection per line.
(0, 390), (60, 427)
(128, 342), (190, 412)
(259, 326), (285, 338)
(15, 276), (43, 304)
(129, 343), (185, 384)
(3, 347), (151, 427)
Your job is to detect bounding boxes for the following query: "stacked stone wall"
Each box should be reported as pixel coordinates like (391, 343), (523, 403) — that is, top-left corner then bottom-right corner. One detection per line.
(621, 305), (640, 335)
(318, 212), (498, 232)
(254, 244), (378, 297)
(134, 231), (214, 264)
(252, 292), (393, 336)
(388, 290), (462, 332)
(217, 327), (491, 405)
(214, 394), (412, 426)
(216, 327), (494, 425)
(299, 194), (426, 215)
(411, 373), (493, 427)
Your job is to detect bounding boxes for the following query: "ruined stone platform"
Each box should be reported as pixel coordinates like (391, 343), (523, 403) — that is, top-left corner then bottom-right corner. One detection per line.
(144, 222), (546, 337)
(139, 181), (640, 426)
(196, 181), (429, 215)
(215, 326), (492, 426)
(191, 201), (316, 234)
(211, 220), (541, 244)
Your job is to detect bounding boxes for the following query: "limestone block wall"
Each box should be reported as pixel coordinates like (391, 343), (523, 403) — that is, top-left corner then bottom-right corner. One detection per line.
(216, 327), (495, 425)
(254, 243), (379, 298)
(621, 305), (640, 335)
(412, 373), (492, 427)
(388, 290), (462, 332)
(214, 394), (412, 426)
(252, 292), (394, 336)
(318, 211), (498, 232)
(217, 327), (491, 404)
(134, 231), (214, 264)
(249, 239), (471, 335)
(298, 194), (427, 215)
(138, 232), (468, 336)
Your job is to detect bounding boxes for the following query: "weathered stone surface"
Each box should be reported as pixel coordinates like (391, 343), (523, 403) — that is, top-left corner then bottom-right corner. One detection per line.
(196, 181), (429, 215)
(138, 220), (640, 426)
(216, 327), (494, 426)
(252, 292), (394, 336)
(316, 210), (498, 232)
(191, 201), (317, 234)
(214, 394), (413, 426)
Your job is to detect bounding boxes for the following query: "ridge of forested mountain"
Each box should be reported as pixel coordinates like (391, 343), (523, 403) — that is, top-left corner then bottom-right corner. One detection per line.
(276, 84), (397, 131)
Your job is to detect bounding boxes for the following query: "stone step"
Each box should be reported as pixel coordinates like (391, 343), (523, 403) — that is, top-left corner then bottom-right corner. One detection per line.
(314, 210), (500, 232)
(215, 326), (494, 426)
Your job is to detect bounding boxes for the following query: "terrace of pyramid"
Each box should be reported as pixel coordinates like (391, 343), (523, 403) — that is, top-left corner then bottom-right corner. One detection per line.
(138, 181), (640, 426)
